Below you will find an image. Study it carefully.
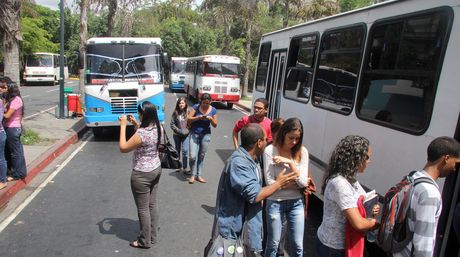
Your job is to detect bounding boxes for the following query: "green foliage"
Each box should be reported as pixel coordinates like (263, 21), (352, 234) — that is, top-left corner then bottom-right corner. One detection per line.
(21, 129), (40, 145)
(340, 0), (373, 12)
(21, 17), (59, 55)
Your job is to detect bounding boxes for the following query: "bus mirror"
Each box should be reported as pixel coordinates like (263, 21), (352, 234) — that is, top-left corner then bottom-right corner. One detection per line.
(163, 52), (170, 69)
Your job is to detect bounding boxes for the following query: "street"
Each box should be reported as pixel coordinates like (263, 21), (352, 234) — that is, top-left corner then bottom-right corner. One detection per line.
(0, 88), (322, 257)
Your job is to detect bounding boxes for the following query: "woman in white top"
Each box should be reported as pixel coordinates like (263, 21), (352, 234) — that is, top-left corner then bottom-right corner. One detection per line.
(316, 135), (379, 257)
(263, 117), (309, 257)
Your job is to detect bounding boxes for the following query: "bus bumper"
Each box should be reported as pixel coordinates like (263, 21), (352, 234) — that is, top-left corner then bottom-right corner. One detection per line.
(207, 93), (240, 103)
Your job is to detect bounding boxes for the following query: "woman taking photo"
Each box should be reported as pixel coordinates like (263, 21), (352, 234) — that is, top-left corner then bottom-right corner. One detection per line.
(187, 93), (217, 184)
(170, 97), (190, 173)
(119, 101), (162, 249)
(316, 135), (379, 257)
(2, 81), (26, 181)
(263, 117), (309, 257)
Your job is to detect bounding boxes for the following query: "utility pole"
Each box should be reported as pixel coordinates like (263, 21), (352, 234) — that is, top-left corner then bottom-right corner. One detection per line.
(59, 0), (65, 118)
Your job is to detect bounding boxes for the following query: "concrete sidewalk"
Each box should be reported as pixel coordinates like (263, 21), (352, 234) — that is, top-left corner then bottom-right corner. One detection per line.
(0, 108), (88, 209)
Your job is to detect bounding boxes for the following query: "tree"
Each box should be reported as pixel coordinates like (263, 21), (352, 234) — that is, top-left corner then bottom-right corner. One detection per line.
(79, 0), (89, 95)
(0, 0), (22, 84)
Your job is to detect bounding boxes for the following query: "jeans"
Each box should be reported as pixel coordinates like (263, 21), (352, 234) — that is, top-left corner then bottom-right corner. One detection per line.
(189, 133), (211, 178)
(173, 134), (189, 170)
(0, 131), (7, 183)
(265, 198), (305, 257)
(316, 238), (345, 257)
(5, 127), (27, 179)
(131, 167), (162, 247)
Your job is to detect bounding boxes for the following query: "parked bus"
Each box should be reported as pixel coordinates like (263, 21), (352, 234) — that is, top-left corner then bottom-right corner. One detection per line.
(253, 1), (460, 256)
(23, 52), (69, 86)
(84, 37), (167, 137)
(184, 55), (240, 109)
(169, 57), (188, 91)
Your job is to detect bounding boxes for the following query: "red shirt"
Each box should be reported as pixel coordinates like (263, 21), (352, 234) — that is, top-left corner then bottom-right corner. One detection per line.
(233, 115), (272, 143)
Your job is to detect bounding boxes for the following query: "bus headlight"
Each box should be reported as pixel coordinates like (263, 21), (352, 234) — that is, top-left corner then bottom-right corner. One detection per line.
(89, 107), (104, 113)
(201, 86), (211, 91)
(230, 88), (239, 92)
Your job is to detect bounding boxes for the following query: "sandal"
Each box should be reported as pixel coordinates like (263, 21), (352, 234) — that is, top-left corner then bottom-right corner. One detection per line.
(188, 177), (195, 184)
(197, 177), (207, 183)
(129, 240), (150, 249)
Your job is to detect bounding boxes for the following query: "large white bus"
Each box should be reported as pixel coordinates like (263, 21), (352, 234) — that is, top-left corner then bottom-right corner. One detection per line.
(253, 1), (460, 256)
(23, 52), (69, 86)
(169, 57), (188, 91)
(184, 55), (240, 109)
(84, 37), (167, 137)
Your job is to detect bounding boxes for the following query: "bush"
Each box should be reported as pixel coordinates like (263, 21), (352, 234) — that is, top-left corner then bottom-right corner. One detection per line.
(21, 129), (40, 145)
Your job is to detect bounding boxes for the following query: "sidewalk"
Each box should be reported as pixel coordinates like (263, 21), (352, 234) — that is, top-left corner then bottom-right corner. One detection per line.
(0, 108), (88, 209)
(235, 94), (252, 112)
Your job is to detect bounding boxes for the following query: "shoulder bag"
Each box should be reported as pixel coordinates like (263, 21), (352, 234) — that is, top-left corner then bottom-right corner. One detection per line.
(160, 127), (181, 169)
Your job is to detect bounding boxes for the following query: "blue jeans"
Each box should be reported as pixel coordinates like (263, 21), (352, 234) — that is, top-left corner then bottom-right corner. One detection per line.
(189, 133), (211, 178)
(265, 198), (305, 257)
(5, 127), (27, 179)
(0, 131), (7, 183)
(173, 134), (189, 170)
(316, 238), (345, 257)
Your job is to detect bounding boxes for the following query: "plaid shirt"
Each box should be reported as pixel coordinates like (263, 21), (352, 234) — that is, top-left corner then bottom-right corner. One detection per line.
(393, 170), (442, 257)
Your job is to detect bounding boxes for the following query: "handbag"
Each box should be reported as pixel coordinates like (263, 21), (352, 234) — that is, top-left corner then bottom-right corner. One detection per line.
(160, 128), (181, 169)
(204, 234), (245, 257)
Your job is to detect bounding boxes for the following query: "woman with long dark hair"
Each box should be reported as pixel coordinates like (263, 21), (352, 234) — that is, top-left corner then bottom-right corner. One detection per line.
(263, 118), (309, 257)
(0, 78), (8, 189)
(170, 96), (190, 173)
(187, 93), (217, 184)
(316, 135), (379, 257)
(2, 81), (26, 181)
(119, 101), (162, 249)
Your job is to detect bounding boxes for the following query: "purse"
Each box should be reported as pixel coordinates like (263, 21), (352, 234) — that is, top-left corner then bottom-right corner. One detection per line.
(204, 234), (245, 257)
(160, 128), (181, 169)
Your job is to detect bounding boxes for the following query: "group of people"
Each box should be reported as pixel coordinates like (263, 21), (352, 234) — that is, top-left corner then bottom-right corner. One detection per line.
(117, 93), (460, 257)
(0, 76), (27, 190)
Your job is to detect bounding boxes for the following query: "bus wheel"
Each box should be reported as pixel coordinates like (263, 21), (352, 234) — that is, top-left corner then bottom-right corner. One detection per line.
(227, 103), (234, 109)
(92, 127), (104, 138)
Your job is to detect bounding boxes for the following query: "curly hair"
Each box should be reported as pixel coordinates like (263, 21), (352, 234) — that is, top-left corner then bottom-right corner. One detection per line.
(321, 135), (370, 194)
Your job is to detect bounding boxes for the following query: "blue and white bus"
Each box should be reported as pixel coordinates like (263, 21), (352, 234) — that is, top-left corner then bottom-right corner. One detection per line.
(169, 57), (187, 91)
(84, 37), (167, 137)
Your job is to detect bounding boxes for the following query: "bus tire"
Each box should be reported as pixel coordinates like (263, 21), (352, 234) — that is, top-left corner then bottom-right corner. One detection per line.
(227, 103), (234, 109)
(92, 127), (104, 138)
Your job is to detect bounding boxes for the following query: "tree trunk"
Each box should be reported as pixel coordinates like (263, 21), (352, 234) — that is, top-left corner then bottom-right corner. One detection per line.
(79, 0), (89, 102)
(283, 0), (289, 27)
(242, 20), (252, 98)
(0, 0), (22, 85)
(105, 0), (118, 37)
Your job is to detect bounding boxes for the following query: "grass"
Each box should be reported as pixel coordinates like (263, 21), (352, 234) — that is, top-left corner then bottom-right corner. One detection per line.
(21, 129), (41, 145)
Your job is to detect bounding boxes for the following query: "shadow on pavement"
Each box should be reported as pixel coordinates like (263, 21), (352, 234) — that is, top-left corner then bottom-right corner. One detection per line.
(215, 149), (234, 163)
(97, 217), (138, 242)
(201, 204), (215, 215)
(167, 170), (189, 182)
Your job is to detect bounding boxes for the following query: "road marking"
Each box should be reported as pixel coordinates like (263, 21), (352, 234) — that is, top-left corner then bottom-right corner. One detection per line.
(0, 137), (91, 233)
(24, 106), (57, 120)
(46, 88), (59, 93)
(23, 95), (30, 98)
(234, 104), (250, 115)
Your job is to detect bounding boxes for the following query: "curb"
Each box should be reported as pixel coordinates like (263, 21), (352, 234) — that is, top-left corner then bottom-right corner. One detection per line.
(0, 119), (88, 209)
(235, 102), (251, 112)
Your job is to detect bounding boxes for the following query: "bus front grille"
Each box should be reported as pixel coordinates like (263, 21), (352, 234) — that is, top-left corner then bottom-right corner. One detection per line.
(214, 86), (228, 94)
(111, 97), (138, 114)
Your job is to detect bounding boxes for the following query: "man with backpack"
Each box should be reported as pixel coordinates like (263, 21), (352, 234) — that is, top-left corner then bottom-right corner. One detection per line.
(391, 137), (460, 257)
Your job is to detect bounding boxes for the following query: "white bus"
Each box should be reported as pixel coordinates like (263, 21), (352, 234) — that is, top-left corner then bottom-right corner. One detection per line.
(84, 37), (167, 137)
(170, 57), (188, 91)
(23, 52), (69, 86)
(253, 1), (460, 256)
(184, 55), (240, 109)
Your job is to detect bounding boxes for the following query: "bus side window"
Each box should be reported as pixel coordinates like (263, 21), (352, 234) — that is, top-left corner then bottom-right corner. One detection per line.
(356, 9), (452, 134)
(284, 34), (318, 103)
(255, 43), (271, 92)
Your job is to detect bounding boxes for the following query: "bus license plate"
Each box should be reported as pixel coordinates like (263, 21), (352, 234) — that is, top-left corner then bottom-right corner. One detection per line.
(217, 94), (224, 99)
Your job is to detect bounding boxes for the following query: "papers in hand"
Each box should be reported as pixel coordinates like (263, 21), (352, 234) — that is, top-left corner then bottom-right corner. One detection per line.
(363, 190), (379, 217)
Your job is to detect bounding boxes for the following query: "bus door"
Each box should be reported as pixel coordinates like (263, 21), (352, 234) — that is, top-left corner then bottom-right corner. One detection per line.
(265, 50), (286, 120)
(437, 113), (460, 257)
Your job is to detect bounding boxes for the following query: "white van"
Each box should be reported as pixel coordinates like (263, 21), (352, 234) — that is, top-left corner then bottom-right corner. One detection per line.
(23, 53), (69, 86)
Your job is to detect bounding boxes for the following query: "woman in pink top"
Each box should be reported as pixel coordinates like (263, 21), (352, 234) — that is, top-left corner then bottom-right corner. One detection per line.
(2, 82), (26, 181)
(119, 101), (162, 249)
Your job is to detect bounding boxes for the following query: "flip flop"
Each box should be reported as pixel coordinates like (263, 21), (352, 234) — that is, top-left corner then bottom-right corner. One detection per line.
(197, 177), (207, 183)
(129, 240), (150, 249)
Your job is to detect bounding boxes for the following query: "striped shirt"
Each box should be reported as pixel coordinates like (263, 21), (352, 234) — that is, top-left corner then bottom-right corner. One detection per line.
(393, 170), (441, 257)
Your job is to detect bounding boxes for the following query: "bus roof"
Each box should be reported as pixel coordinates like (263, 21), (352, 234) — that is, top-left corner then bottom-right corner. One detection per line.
(31, 52), (58, 56)
(187, 55), (240, 64)
(86, 37), (162, 45)
(262, 0), (399, 38)
(171, 57), (188, 61)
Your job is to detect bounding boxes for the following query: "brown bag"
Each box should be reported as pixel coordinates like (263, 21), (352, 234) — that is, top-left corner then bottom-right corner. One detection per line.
(303, 173), (317, 219)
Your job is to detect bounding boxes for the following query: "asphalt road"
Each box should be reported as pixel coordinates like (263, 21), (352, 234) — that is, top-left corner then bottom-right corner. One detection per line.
(0, 88), (325, 257)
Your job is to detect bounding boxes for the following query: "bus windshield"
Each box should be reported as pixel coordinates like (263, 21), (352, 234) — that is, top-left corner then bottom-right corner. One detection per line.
(172, 61), (186, 73)
(204, 62), (239, 76)
(86, 44), (162, 83)
(27, 54), (53, 67)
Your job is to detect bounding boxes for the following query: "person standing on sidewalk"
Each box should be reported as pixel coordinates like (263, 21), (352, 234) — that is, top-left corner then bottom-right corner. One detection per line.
(187, 93), (217, 184)
(170, 97), (190, 173)
(2, 80), (27, 182)
(232, 98), (272, 149)
(119, 101), (162, 249)
(0, 78), (8, 189)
